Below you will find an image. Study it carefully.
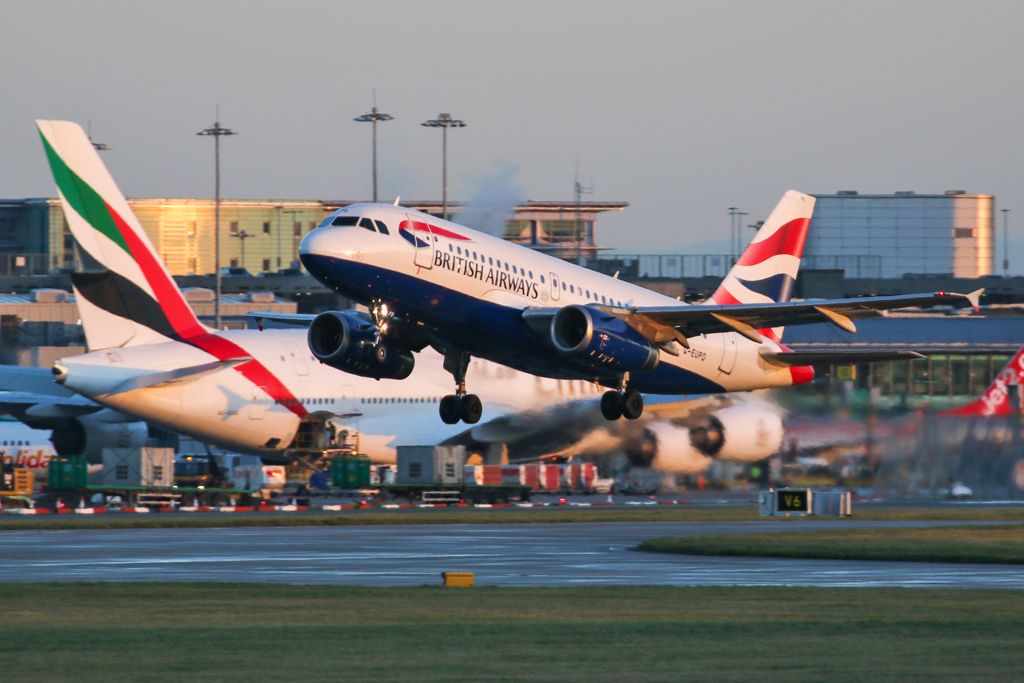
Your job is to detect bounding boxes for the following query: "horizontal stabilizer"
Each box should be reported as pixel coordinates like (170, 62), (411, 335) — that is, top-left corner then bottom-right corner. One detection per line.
(761, 350), (925, 366)
(108, 357), (251, 395)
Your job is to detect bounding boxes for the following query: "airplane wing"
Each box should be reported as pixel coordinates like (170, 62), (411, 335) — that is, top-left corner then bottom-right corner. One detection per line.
(107, 357), (251, 395)
(524, 289), (981, 347)
(759, 349), (924, 365)
(247, 311), (316, 329)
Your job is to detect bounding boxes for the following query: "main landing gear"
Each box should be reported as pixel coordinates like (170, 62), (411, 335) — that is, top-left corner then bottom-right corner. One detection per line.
(439, 349), (482, 425)
(600, 374), (644, 421)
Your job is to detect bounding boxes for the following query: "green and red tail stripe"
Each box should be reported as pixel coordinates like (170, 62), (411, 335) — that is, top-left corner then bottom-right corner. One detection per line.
(39, 121), (308, 418)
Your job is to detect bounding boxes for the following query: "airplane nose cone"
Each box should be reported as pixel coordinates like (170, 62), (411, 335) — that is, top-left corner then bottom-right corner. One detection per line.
(298, 226), (333, 258)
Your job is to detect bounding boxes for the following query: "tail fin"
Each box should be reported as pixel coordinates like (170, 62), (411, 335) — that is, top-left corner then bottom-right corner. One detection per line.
(943, 347), (1024, 416)
(36, 120), (208, 350)
(709, 190), (814, 306)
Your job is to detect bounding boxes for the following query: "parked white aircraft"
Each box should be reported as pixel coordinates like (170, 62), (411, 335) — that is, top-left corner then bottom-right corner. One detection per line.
(35, 119), (783, 470)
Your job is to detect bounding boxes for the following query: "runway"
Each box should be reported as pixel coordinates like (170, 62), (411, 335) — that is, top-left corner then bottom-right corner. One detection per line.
(1, 519), (1021, 588)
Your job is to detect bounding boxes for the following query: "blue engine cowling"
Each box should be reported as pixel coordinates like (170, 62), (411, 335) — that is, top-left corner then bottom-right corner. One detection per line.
(307, 311), (415, 380)
(550, 305), (659, 373)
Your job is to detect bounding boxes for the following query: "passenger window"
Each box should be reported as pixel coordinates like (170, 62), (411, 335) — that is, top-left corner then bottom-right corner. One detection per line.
(375, 219), (390, 235)
(529, 270), (533, 278)
(489, 257), (494, 266)
(540, 275), (546, 284)
(332, 215), (360, 227)
(457, 246), (463, 255)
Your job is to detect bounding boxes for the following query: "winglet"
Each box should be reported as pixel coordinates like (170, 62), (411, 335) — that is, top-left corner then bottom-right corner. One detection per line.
(965, 288), (984, 311)
(393, 196), (401, 206)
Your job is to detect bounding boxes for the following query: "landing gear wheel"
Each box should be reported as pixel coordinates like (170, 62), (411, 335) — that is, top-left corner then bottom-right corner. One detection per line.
(621, 389), (644, 420)
(439, 395), (461, 424)
(458, 394), (482, 424)
(600, 391), (623, 420)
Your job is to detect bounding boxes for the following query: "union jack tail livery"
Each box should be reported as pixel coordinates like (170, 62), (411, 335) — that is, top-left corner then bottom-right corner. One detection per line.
(943, 345), (1024, 416)
(708, 190), (814, 307)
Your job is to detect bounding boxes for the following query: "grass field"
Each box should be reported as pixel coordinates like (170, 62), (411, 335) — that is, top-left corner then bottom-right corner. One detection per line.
(1, 583), (1022, 682)
(1, 503), (1024, 531)
(639, 525), (1024, 564)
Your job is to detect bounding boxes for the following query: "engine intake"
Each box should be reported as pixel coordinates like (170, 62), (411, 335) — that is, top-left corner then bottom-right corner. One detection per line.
(51, 416), (148, 464)
(550, 305), (658, 373)
(308, 310), (414, 380)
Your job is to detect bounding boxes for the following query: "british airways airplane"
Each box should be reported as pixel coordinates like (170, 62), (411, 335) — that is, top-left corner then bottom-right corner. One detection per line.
(297, 191), (979, 425)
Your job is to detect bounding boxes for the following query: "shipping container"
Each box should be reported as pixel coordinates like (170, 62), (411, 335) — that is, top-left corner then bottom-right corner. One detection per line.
(331, 456), (372, 488)
(97, 448), (174, 488)
(396, 445), (466, 485)
(47, 455), (88, 490)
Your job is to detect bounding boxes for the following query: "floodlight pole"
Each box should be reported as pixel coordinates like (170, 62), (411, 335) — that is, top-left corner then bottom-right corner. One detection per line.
(1002, 208), (1011, 276)
(355, 105), (394, 202)
(421, 113), (466, 220)
(197, 121), (237, 329)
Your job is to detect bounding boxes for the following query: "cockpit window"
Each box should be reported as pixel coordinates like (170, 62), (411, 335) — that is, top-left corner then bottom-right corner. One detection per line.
(374, 219), (390, 235)
(358, 217), (377, 232)
(332, 215), (360, 227)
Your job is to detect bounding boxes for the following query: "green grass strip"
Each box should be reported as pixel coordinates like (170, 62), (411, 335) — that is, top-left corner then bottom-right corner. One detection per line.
(640, 525), (1024, 564)
(1, 583), (1023, 682)
(1, 504), (1023, 531)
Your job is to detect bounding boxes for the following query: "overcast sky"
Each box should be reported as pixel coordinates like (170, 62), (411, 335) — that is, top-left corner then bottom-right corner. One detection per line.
(3, 0), (1022, 262)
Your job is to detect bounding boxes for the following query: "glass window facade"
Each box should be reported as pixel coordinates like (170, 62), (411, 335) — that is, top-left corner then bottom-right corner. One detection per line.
(806, 193), (994, 278)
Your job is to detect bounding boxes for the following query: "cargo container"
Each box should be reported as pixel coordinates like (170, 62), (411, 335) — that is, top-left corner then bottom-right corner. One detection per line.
(386, 446), (529, 503)
(396, 445), (465, 485)
(331, 455), (372, 489)
(98, 448), (174, 488)
(47, 455), (88, 490)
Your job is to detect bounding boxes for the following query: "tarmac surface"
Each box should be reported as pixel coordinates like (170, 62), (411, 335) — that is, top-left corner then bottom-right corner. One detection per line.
(1, 518), (1022, 588)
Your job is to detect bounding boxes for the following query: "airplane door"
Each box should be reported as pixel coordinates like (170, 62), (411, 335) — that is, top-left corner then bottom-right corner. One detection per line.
(718, 333), (737, 374)
(245, 388), (267, 420)
(409, 213), (435, 269)
(284, 342), (309, 376)
(549, 272), (561, 301)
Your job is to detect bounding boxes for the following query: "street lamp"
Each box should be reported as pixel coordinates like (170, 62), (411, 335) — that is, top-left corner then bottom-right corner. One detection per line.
(197, 120), (238, 329)
(1002, 208), (1011, 276)
(354, 105), (393, 202)
(421, 113), (466, 220)
(230, 229), (252, 271)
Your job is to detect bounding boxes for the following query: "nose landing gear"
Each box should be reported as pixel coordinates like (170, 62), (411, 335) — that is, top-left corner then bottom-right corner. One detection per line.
(439, 349), (482, 425)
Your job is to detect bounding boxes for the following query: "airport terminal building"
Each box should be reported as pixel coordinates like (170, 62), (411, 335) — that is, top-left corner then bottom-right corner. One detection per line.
(0, 198), (627, 276)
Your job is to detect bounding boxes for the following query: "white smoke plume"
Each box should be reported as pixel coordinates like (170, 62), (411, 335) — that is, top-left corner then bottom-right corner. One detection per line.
(453, 163), (525, 238)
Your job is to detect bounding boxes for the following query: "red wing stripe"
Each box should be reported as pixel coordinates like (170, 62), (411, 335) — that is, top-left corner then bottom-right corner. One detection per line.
(188, 333), (308, 418)
(736, 217), (810, 266)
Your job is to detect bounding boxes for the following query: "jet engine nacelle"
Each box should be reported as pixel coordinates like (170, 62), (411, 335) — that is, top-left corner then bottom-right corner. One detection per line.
(50, 415), (149, 463)
(689, 403), (784, 462)
(308, 310), (415, 380)
(550, 305), (658, 374)
(628, 422), (713, 474)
